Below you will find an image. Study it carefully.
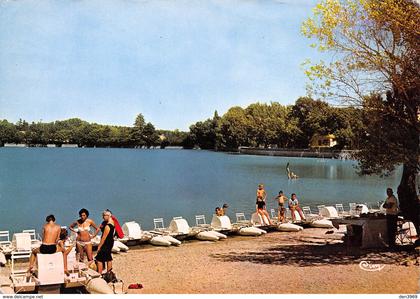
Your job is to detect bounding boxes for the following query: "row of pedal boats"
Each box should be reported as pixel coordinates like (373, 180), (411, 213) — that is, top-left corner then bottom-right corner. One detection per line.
(1, 216), (339, 261)
(87, 206), (345, 250)
(1, 204), (371, 259)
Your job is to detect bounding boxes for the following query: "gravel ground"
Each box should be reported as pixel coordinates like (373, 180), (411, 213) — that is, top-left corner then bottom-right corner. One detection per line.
(112, 229), (420, 294)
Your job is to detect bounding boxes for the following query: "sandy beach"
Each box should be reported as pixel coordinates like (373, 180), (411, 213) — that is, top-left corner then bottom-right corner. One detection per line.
(112, 229), (420, 294)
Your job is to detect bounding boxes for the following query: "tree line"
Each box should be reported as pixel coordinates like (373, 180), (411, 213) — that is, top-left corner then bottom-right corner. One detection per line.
(0, 97), (366, 150)
(184, 97), (365, 151)
(0, 114), (187, 148)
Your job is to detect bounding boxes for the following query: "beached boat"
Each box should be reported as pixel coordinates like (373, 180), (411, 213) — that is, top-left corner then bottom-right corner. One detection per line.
(111, 245), (121, 253)
(210, 215), (233, 233)
(114, 240), (129, 252)
(85, 277), (114, 294)
(196, 231), (219, 241)
(208, 231), (227, 239)
(152, 217), (195, 240)
(162, 235), (182, 246)
(238, 226), (265, 236)
(149, 235), (172, 246)
(277, 223), (303, 232)
(309, 219), (334, 228)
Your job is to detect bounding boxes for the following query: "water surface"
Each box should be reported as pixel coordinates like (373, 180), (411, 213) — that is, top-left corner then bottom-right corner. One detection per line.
(0, 148), (400, 233)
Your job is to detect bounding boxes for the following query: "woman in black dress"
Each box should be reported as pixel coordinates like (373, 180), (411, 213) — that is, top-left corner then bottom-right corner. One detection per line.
(95, 210), (115, 275)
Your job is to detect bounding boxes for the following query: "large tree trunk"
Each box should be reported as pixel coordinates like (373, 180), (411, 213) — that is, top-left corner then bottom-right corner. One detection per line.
(397, 163), (419, 232)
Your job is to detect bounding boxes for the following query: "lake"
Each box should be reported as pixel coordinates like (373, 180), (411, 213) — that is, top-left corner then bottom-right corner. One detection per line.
(0, 148), (401, 233)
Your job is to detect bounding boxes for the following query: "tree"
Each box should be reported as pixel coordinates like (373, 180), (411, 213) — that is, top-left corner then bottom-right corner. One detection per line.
(131, 113), (146, 147)
(188, 115), (219, 150)
(0, 120), (18, 145)
(303, 0), (420, 228)
(218, 106), (251, 150)
(143, 122), (159, 148)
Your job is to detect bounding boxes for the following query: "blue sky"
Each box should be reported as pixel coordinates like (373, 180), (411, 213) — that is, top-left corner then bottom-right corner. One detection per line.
(0, 0), (322, 130)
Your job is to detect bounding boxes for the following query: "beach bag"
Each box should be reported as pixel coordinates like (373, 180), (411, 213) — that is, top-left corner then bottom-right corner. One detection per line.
(103, 270), (118, 283)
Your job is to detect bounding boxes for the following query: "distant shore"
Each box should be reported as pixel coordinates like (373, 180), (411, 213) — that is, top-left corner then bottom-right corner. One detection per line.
(238, 147), (356, 159)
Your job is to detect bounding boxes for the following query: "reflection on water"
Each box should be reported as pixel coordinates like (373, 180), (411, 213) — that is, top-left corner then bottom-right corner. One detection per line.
(0, 148), (401, 232)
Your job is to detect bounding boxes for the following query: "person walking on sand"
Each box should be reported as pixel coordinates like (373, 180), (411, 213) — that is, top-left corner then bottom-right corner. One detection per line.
(69, 208), (100, 264)
(27, 214), (61, 274)
(275, 191), (287, 223)
(95, 210), (115, 276)
(383, 188), (399, 248)
(288, 193), (306, 222)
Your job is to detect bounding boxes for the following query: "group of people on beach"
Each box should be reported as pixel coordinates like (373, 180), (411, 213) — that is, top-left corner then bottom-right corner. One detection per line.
(27, 209), (116, 278)
(256, 184), (306, 224)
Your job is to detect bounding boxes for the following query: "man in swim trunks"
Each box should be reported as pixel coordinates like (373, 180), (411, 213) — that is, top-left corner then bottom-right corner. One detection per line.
(275, 191), (287, 223)
(27, 214), (61, 273)
(256, 184), (267, 202)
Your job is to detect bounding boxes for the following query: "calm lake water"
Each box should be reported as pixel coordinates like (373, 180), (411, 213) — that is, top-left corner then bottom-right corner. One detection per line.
(0, 148), (401, 233)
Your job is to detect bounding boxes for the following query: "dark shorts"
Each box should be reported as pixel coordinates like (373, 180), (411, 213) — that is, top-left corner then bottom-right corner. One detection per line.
(40, 244), (57, 254)
(95, 249), (113, 263)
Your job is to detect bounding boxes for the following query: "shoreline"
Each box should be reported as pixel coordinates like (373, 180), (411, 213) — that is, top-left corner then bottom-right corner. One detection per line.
(0, 146), (356, 160)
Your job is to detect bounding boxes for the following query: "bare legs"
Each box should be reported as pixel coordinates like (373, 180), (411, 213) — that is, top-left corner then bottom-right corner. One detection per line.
(278, 208), (285, 223)
(85, 243), (93, 263)
(290, 207), (306, 222)
(257, 209), (273, 225)
(96, 260), (112, 275)
(27, 248), (40, 273)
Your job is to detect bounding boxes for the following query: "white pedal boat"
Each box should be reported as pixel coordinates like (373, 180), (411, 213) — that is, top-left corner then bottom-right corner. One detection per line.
(309, 219), (334, 228)
(277, 223), (304, 232)
(238, 227), (266, 236)
(149, 235), (172, 246)
(196, 231), (219, 241)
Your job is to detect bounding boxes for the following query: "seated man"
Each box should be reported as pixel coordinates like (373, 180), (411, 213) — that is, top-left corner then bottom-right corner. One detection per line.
(288, 193), (306, 222)
(27, 215), (61, 274)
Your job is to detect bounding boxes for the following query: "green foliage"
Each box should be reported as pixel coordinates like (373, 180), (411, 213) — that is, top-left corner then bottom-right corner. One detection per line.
(303, 0), (420, 226)
(185, 98), (364, 150)
(0, 114), (178, 148)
